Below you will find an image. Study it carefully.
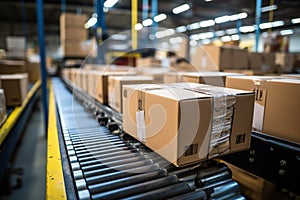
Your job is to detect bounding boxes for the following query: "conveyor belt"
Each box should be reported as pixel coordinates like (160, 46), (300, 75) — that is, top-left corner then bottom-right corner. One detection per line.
(51, 77), (245, 200)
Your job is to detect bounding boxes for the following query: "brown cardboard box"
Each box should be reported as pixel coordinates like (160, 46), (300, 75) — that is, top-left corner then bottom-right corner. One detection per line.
(25, 61), (41, 82)
(222, 69), (255, 76)
(163, 72), (186, 83)
(0, 73), (28, 106)
(89, 71), (136, 103)
(136, 57), (162, 67)
(249, 53), (263, 70)
(275, 53), (295, 72)
(182, 72), (245, 87)
(0, 60), (26, 74)
(108, 76), (153, 113)
(61, 41), (88, 57)
(60, 13), (87, 29)
(263, 79), (300, 144)
(60, 28), (88, 41)
(190, 45), (248, 71)
(137, 67), (169, 83)
(123, 83), (254, 166)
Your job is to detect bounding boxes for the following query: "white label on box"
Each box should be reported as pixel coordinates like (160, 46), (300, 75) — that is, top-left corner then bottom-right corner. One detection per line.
(136, 110), (146, 142)
(253, 102), (264, 131)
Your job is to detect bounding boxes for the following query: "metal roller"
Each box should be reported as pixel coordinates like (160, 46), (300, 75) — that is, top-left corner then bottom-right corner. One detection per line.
(167, 189), (207, 200)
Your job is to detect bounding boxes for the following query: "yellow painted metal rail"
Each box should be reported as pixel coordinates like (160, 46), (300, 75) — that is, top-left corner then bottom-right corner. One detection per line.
(46, 80), (66, 200)
(0, 80), (41, 145)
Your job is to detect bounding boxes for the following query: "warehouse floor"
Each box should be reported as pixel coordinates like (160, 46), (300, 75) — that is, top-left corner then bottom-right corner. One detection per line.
(3, 103), (46, 200)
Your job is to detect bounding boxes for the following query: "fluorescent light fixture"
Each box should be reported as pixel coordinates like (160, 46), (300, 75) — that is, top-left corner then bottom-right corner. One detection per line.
(231, 34), (240, 41)
(164, 29), (175, 36)
(238, 12), (248, 19)
(221, 35), (231, 42)
(84, 15), (97, 29)
(169, 37), (183, 44)
(190, 34), (199, 40)
(239, 26), (255, 33)
(104, 0), (118, 8)
(176, 26), (187, 32)
(154, 13), (167, 22)
(261, 5), (277, 12)
(280, 29), (294, 35)
(142, 19), (153, 26)
(199, 19), (215, 27)
(110, 34), (127, 40)
(110, 44), (129, 50)
(187, 22), (201, 30)
(291, 18), (300, 24)
(260, 20), (284, 29)
(229, 14), (239, 21)
(215, 30), (225, 36)
(198, 32), (214, 40)
(226, 28), (238, 35)
(215, 15), (230, 24)
(190, 40), (198, 46)
(205, 32), (214, 39)
(135, 23), (143, 30)
(155, 29), (175, 38)
(272, 20), (284, 27)
(205, 0), (212, 2)
(172, 3), (190, 14)
(202, 39), (211, 44)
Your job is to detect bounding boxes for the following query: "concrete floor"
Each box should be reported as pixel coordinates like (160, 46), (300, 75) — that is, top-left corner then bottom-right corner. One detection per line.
(3, 104), (46, 200)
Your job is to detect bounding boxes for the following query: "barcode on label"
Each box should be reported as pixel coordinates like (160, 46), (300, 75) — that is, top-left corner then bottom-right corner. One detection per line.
(236, 134), (246, 144)
(184, 144), (198, 157)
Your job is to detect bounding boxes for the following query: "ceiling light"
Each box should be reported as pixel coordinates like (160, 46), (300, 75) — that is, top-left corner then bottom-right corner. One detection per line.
(199, 19), (215, 27)
(190, 40), (198, 46)
(172, 3), (190, 14)
(231, 34), (240, 41)
(176, 26), (187, 32)
(261, 5), (277, 12)
(215, 15), (230, 24)
(272, 20), (284, 27)
(202, 39), (211, 44)
(142, 19), (153, 26)
(169, 37), (183, 44)
(238, 12), (248, 19)
(291, 18), (300, 24)
(104, 0), (118, 8)
(155, 29), (175, 38)
(204, 0), (212, 2)
(239, 26), (255, 33)
(190, 34), (199, 40)
(110, 34), (127, 40)
(198, 32), (214, 40)
(215, 30), (225, 36)
(221, 35), (231, 42)
(187, 22), (201, 30)
(154, 13), (167, 22)
(84, 15), (97, 29)
(149, 34), (155, 40)
(135, 23), (143, 30)
(226, 28), (238, 35)
(259, 22), (272, 29)
(280, 29), (294, 35)
(229, 14), (239, 21)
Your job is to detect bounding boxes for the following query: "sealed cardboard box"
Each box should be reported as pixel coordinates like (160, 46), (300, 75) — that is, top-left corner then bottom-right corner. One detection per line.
(0, 60), (26, 74)
(0, 73), (28, 106)
(25, 61), (41, 82)
(136, 57), (161, 67)
(61, 41), (88, 57)
(123, 83), (254, 166)
(182, 72), (245, 87)
(108, 76), (153, 112)
(60, 28), (88, 41)
(60, 13), (88, 29)
(190, 45), (248, 71)
(249, 53), (263, 70)
(263, 79), (300, 144)
(89, 71), (136, 103)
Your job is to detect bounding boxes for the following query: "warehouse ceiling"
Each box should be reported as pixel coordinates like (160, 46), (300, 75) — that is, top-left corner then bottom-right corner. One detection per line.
(0, 0), (299, 39)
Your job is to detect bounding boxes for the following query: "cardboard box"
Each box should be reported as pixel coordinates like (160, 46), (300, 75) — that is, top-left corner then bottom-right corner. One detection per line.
(136, 57), (162, 67)
(25, 61), (41, 82)
(163, 72), (186, 83)
(108, 76), (153, 112)
(137, 67), (169, 83)
(0, 89), (7, 126)
(222, 69), (255, 76)
(60, 27), (88, 41)
(182, 72), (245, 87)
(226, 76), (300, 144)
(263, 79), (300, 144)
(60, 13), (88, 29)
(190, 45), (248, 71)
(123, 83), (254, 166)
(249, 53), (263, 70)
(0, 60), (26, 74)
(275, 53), (295, 72)
(0, 73), (28, 106)
(61, 41), (88, 57)
(89, 71), (136, 103)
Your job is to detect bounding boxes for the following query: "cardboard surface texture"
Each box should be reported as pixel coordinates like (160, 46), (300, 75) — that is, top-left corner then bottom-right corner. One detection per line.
(60, 28), (88, 41)
(61, 41), (88, 57)
(25, 61), (41, 82)
(60, 13), (88, 29)
(0, 73), (28, 106)
(0, 60), (26, 74)
(123, 83), (254, 166)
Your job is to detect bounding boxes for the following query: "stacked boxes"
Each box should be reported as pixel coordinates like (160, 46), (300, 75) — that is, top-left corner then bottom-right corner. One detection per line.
(226, 76), (300, 144)
(123, 83), (254, 166)
(60, 13), (88, 57)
